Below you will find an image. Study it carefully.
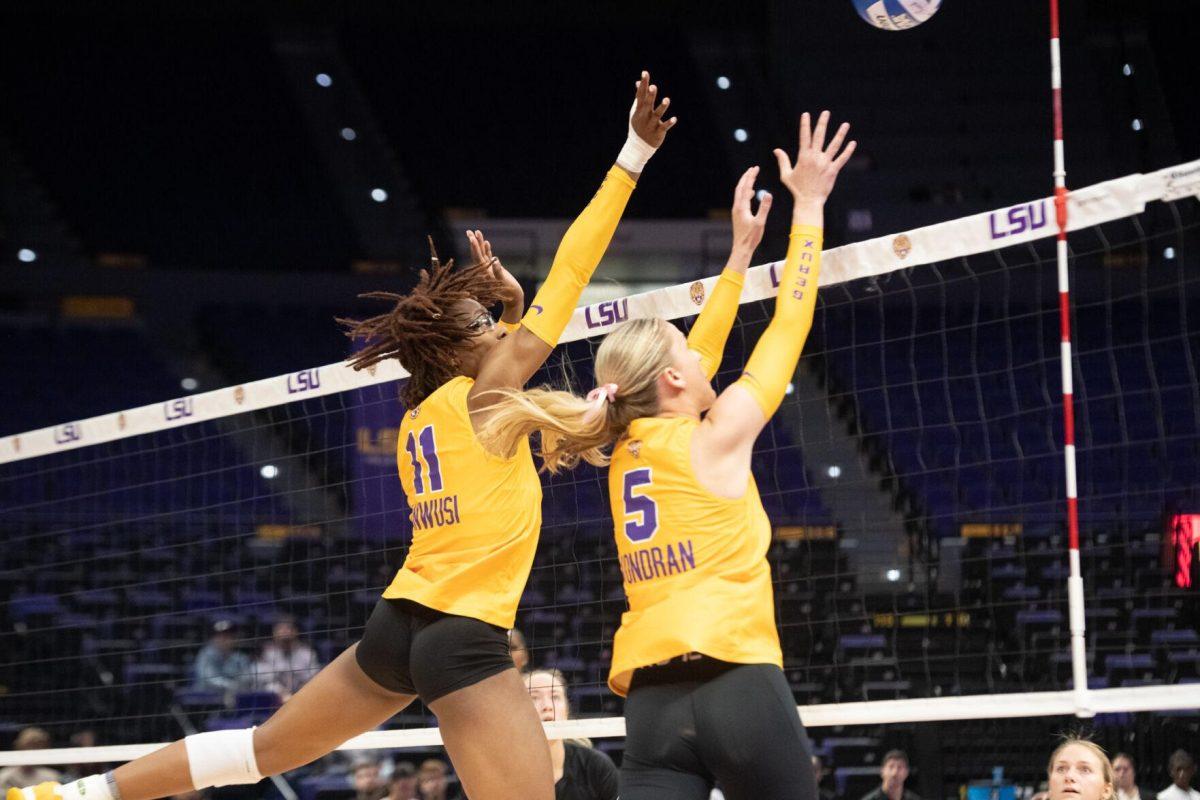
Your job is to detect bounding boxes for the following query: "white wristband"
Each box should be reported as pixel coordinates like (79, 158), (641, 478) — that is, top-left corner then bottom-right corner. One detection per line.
(615, 101), (658, 174)
(59, 775), (114, 800)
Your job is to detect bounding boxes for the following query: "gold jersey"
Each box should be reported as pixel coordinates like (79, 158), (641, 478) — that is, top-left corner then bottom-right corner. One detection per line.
(606, 415), (783, 696)
(383, 376), (542, 629)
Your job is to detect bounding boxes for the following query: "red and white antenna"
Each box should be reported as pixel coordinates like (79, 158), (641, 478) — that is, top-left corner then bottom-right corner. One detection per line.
(1049, 0), (1092, 718)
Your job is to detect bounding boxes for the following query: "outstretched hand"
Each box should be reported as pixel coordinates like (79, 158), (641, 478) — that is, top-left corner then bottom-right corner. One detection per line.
(467, 229), (523, 312)
(773, 111), (856, 204)
(730, 166), (772, 255)
(630, 70), (677, 148)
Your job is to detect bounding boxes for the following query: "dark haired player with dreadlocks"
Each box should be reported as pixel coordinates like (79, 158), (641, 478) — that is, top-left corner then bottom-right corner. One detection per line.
(10, 71), (675, 800)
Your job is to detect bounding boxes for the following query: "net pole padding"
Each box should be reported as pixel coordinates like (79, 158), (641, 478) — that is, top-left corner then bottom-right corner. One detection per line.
(1, 684), (1197, 767)
(1, 159), (1198, 466)
(1049, 0), (1091, 719)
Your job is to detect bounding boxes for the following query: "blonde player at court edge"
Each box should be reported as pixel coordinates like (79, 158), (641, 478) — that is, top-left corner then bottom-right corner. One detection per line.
(479, 110), (855, 799)
(8, 70), (676, 800)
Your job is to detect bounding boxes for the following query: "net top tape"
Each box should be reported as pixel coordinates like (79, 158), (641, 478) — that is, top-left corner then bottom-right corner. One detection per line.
(0, 684), (1196, 766)
(3, 160), (1197, 465)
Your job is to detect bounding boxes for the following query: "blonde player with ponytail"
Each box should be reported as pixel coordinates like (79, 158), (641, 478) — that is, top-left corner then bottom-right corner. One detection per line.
(480, 111), (855, 799)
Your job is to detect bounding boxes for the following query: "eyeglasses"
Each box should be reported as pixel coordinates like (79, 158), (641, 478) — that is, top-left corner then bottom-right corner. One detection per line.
(466, 311), (496, 332)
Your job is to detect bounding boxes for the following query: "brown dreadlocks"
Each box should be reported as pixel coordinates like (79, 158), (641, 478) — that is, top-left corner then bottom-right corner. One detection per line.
(338, 246), (507, 407)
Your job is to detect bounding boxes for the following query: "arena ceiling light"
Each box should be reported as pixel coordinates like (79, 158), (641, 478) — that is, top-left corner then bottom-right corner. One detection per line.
(17, 248), (36, 263)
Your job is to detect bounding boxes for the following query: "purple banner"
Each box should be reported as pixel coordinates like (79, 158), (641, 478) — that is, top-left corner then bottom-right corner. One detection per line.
(348, 383), (410, 542)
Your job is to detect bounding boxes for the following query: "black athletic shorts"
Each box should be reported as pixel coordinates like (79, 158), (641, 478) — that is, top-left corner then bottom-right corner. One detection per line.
(355, 597), (513, 704)
(620, 656), (817, 800)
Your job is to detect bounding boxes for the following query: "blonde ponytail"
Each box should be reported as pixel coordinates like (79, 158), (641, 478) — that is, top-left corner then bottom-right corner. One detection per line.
(476, 386), (615, 473)
(476, 317), (675, 473)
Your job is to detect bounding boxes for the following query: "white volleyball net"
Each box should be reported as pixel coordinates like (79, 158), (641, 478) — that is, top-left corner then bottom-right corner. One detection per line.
(2, 161), (1199, 796)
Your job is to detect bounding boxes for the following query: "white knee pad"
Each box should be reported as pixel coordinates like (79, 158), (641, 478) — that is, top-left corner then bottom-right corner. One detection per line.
(184, 728), (264, 789)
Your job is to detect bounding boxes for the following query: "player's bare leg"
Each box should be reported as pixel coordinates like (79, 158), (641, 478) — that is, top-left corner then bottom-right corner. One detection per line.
(80, 645), (412, 800)
(431, 668), (555, 800)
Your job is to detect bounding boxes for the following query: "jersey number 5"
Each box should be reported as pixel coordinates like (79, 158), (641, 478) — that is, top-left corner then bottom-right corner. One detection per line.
(405, 425), (443, 495)
(621, 468), (658, 543)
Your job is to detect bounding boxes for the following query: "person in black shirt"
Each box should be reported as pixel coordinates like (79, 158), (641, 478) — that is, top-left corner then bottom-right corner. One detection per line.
(858, 750), (921, 800)
(525, 669), (618, 800)
(1113, 753), (1149, 800)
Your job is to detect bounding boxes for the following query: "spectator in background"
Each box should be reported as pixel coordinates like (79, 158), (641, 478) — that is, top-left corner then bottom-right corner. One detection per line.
(1158, 751), (1199, 800)
(509, 627), (529, 672)
(858, 750), (921, 800)
(416, 758), (460, 800)
(524, 669), (618, 800)
(321, 729), (393, 783)
(192, 620), (252, 695)
(387, 762), (418, 800)
(1046, 738), (1113, 800)
(0, 727), (62, 791)
(254, 616), (321, 700)
(1114, 753), (1147, 800)
(352, 758), (387, 800)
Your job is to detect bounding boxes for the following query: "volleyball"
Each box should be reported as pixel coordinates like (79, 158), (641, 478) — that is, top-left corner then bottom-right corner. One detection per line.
(851, 0), (942, 30)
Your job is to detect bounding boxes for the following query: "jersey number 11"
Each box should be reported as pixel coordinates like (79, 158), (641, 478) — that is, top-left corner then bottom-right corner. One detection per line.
(405, 425), (443, 495)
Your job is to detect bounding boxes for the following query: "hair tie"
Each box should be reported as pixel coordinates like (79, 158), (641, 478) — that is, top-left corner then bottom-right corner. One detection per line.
(583, 383), (619, 423)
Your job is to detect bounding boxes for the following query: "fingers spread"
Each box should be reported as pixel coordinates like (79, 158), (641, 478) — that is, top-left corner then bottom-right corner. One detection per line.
(812, 110), (831, 151)
(773, 147), (792, 176)
(825, 122), (850, 157)
(754, 191), (773, 221)
(743, 165), (761, 206)
(798, 112), (811, 152)
(833, 139), (858, 169)
(468, 229), (498, 269)
(734, 166), (756, 204)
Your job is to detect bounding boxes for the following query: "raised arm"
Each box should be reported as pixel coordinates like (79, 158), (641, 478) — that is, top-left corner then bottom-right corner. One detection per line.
(686, 166), (772, 380)
(696, 111), (855, 470)
(469, 71), (677, 415)
(466, 229), (525, 335)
